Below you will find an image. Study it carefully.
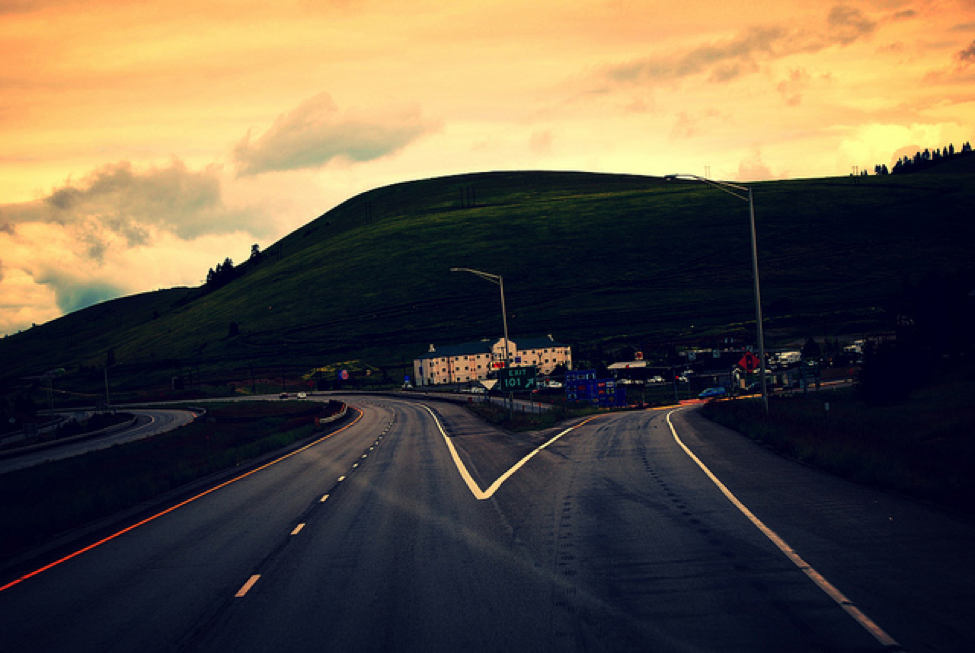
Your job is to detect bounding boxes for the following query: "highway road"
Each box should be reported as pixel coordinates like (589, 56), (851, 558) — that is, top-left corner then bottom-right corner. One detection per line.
(0, 408), (198, 475)
(1, 395), (973, 651)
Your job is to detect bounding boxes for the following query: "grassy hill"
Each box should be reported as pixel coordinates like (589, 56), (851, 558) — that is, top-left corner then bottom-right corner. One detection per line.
(2, 162), (974, 402)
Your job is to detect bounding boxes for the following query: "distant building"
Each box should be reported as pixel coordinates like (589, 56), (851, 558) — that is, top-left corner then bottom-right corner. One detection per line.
(413, 335), (571, 387)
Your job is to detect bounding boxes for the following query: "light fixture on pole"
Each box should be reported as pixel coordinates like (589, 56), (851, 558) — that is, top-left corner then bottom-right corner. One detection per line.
(450, 267), (512, 412)
(664, 174), (769, 415)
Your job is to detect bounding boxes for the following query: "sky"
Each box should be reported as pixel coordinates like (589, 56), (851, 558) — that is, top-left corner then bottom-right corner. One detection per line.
(1, 0), (974, 336)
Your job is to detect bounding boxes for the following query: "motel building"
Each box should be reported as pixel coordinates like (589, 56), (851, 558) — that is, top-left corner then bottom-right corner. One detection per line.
(413, 335), (572, 387)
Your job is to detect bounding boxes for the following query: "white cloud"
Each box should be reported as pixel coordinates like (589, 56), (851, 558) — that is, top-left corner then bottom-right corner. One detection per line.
(233, 93), (442, 176)
(0, 158), (281, 334)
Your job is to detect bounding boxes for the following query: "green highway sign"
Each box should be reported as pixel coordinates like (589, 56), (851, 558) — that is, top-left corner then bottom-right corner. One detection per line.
(498, 366), (538, 391)
(799, 360), (821, 380)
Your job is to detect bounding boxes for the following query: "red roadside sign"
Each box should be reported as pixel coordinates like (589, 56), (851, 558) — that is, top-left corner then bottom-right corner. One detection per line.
(739, 352), (760, 372)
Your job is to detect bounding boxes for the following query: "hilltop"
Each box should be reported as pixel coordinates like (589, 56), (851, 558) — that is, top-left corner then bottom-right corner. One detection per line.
(2, 167), (973, 401)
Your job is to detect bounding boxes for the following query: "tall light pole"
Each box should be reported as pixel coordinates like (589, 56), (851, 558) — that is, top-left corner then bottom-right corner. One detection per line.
(450, 267), (512, 412)
(664, 174), (769, 415)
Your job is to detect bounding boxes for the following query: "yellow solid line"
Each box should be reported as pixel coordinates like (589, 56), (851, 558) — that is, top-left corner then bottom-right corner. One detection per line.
(235, 574), (261, 597)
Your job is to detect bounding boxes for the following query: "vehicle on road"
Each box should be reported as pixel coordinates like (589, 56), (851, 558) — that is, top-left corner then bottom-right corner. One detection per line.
(698, 387), (727, 400)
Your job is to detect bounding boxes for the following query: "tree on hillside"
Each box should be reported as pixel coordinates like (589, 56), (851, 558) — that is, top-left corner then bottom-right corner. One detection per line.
(801, 337), (821, 360)
(883, 141), (973, 175)
(205, 257), (238, 289)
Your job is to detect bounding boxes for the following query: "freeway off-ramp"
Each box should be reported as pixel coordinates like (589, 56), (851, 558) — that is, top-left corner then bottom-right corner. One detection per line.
(1, 395), (974, 651)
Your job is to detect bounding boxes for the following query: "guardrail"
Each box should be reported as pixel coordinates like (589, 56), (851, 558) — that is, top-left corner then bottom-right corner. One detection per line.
(0, 415), (138, 459)
(316, 402), (348, 426)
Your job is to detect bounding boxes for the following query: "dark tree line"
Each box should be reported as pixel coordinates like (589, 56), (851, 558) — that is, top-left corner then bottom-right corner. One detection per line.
(204, 244), (263, 290)
(872, 141), (973, 175)
(205, 257), (238, 289)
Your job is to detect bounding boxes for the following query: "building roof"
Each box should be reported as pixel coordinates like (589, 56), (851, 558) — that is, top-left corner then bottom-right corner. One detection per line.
(608, 361), (648, 370)
(416, 335), (568, 360)
(515, 335), (569, 350)
(415, 340), (493, 360)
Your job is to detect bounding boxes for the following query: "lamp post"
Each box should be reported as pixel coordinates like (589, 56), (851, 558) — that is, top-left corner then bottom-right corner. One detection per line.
(664, 174), (768, 415)
(450, 267), (512, 413)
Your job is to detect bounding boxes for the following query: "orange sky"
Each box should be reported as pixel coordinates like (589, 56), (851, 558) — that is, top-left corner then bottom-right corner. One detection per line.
(1, 0), (974, 335)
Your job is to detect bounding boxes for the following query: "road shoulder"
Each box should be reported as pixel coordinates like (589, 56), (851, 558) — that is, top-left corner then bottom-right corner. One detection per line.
(670, 406), (975, 652)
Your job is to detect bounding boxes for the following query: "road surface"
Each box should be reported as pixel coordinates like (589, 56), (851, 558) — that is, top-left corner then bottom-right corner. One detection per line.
(1, 395), (973, 651)
(0, 408), (198, 475)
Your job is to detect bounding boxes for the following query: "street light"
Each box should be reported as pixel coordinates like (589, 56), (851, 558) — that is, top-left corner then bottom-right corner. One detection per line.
(664, 174), (769, 415)
(450, 267), (512, 412)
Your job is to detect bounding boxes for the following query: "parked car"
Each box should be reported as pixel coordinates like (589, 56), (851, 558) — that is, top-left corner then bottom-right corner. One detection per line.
(698, 387), (727, 400)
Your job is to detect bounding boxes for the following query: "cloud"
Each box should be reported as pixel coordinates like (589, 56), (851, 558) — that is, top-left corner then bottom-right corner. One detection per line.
(32, 270), (124, 314)
(233, 93), (441, 176)
(776, 68), (812, 106)
(737, 149), (785, 182)
(1, 158), (274, 246)
(0, 157), (283, 334)
(601, 5), (880, 88)
(827, 5), (878, 45)
(956, 39), (975, 63)
(605, 25), (789, 85)
(925, 38), (975, 80)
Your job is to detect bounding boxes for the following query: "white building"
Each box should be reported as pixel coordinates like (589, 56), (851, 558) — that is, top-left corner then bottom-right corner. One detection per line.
(413, 335), (572, 387)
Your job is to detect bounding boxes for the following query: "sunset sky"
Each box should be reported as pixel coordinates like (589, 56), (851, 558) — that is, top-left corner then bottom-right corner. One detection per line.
(2, 0), (974, 336)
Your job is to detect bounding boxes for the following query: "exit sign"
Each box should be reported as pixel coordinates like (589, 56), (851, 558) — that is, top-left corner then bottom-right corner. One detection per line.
(498, 366), (538, 391)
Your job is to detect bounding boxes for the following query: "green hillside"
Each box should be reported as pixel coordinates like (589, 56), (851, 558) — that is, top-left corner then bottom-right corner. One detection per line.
(2, 164), (974, 401)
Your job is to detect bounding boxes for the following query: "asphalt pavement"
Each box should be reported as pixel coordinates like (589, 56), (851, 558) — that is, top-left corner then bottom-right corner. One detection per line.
(1, 395), (972, 651)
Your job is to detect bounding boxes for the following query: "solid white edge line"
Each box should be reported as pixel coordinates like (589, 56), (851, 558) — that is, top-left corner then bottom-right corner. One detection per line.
(665, 409), (901, 650)
(235, 574), (261, 598)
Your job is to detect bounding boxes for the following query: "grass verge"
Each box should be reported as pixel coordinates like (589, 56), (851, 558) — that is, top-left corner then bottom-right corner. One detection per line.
(0, 400), (343, 558)
(700, 383), (975, 519)
(464, 400), (602, 432)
